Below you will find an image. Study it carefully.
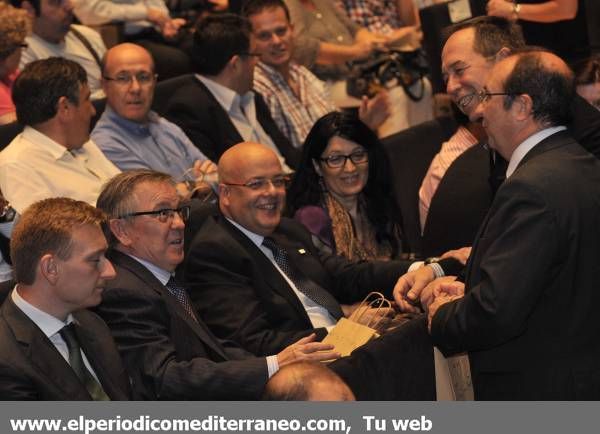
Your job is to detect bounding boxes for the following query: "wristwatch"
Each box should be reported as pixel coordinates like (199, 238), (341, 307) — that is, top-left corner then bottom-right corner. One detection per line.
(0, 203), (16, 223)
(512, 2), (521, 19)
(424, 257), (441, 265)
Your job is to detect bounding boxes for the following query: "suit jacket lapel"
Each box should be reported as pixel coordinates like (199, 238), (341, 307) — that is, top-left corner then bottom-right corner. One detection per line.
(2, 299), (90, 399)
(109, 250), (228, 360)
(219, 218), (314, 324)
(193, 79), (243, 146)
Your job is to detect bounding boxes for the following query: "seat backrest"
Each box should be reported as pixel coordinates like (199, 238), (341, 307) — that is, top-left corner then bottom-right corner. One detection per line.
(183, 199), (219, 257)
(421, 143), (492, 257)
(382, 116), (457, 255)
(0, 122), (24, 151)
(0, 279), (13, 305)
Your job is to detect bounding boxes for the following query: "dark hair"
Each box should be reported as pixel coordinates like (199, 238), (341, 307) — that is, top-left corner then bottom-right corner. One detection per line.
(192, 13), (252, 76)
(97, 169), (174, 246)
(13, 57), (87, 126)
(444, 16), (525, 58)
(10, 0), (40, 16)
(573, 55), (600, 86)
(286, 111), (401, 256)
(10, 198), (106, 285)
(503, 52), (574, 126)
(242, 0), (291, 22)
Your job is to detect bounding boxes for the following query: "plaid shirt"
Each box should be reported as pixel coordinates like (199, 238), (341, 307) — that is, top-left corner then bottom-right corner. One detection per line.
(337, 0), (401, 35)
(254, 62), (335, 149)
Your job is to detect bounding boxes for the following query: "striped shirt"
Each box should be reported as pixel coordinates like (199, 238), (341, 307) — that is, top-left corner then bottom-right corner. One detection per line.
(253, 61), (335, 149)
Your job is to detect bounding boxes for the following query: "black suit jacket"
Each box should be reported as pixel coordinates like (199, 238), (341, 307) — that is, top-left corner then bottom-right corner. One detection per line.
(163, 75), (301, 168)
(181, 215), (410, 356)
(421, 94), (600, 257)
(431, 131), (600, 400)
(0, 297), (130, 400)
(96, 250), (268, 400)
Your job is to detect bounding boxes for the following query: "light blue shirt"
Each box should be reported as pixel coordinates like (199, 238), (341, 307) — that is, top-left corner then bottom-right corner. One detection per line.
(92, 105), (209, 181)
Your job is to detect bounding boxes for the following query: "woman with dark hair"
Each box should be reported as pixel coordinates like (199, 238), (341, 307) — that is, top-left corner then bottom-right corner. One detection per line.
(287, 111), (402, 261)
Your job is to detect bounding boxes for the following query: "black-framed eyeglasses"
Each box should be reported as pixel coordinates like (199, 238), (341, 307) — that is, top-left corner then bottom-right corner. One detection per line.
(223, 175), (291, 191)
(319, 150), (369, 168)
(457, 89), (515, 108)
(118, 205), (191, 223)
(103, 72), (158, 86)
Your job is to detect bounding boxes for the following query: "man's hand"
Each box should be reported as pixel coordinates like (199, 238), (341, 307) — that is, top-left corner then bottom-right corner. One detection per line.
(162, 18), (186, 40)
(419, 276), (459, 312)
(486, 0), (517, 20)
(441, 246), (472, 265)
(393, 265), (436, 313)
(147, 7), (170, 28)
(427, 280), (465, 332)
(358, 92), (391, 131)
(277, 333), (341, 367)
(387, 25), (422, 49)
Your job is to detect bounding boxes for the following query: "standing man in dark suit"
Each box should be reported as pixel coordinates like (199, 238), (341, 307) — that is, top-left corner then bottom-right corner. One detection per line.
(163, 13), (300, 170)
(0, 197), (130, 400)
(427, 51), (600, 399)
(95, 170), (338, 400)
(182, 141), (463, 357)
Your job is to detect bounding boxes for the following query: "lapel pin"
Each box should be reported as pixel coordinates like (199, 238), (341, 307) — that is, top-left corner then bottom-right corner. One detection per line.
(298, 248), (306, 255)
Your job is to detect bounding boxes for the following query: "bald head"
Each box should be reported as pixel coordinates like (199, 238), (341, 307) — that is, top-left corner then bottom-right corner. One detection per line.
(262, 362), (355, 401)
(218, 142), (282, 183)
(218, 142), (286, 236)
(101, 43), (156, 123)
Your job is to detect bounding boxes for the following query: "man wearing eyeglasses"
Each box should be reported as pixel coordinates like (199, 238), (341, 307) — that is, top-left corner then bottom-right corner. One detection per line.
(95, 169), (340, 400)
(426, 51), (600, 399)
(179, 142), (462, 370)
(92, 43), (216, 200)
(162, 13), (300, 171)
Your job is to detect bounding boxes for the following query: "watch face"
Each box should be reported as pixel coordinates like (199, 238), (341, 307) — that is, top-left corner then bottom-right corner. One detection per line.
(0, 205), (15, 223)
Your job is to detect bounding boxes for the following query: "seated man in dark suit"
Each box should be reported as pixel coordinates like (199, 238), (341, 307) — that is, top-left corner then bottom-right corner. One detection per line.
(181, 141), (463, 358)
(163, 13), (300, 170)
(0, 197), (130, 400)
(95, 170), (338, 400)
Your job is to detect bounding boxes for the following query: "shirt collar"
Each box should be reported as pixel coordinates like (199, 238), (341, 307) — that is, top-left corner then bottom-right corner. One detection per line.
(226, 217), (265, 248)
(21, 126), (75, 161)
(127, 253), (172, 286)
(11, 286), (74, 338)
(506, 126), (567, 178)
(103, 105), (159, 136)
(196, 74), (254, 112)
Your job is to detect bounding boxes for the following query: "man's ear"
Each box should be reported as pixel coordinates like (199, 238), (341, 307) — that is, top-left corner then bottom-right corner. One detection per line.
(511, 93), (534, 121)
(55, 96), (72, 122)
(494, 47), (512, 62)
(218, 183), (231, 207)
(39, 254), (60, 285)
(108, 218), (132, 247)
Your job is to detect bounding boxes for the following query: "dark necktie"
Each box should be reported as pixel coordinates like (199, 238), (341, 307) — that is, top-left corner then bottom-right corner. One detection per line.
(59, 324), (110, 401)
(262, 236), (343, 320)
(488, 150), (508, 197)
(166, 276), (199, 322)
